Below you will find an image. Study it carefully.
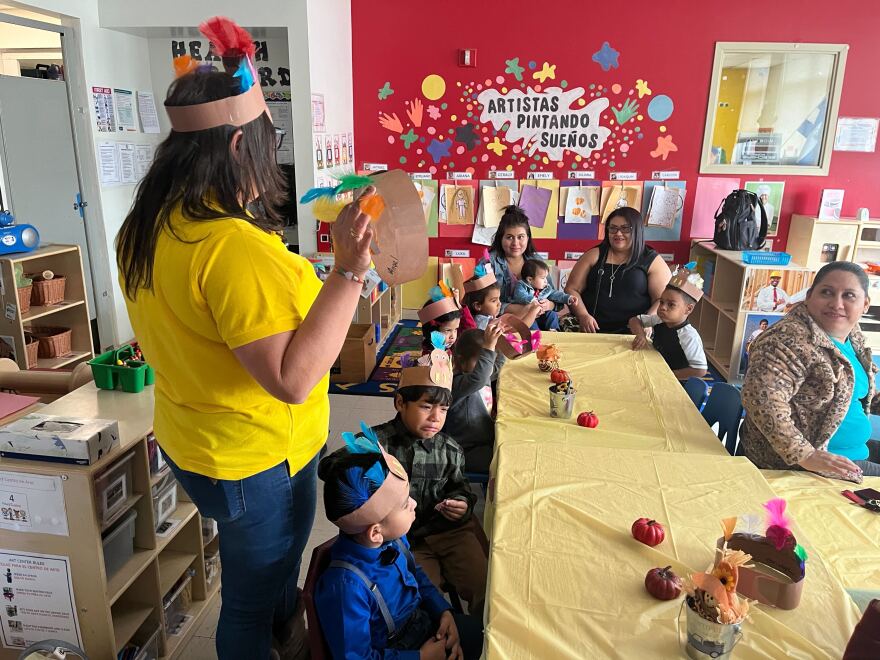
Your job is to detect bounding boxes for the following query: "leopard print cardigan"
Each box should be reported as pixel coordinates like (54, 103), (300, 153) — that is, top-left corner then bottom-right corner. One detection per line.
(740, 302), (880, 470)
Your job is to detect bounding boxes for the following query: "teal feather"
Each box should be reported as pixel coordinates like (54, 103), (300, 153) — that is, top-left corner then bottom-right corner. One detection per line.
(300, 186), (338, 204)
(358, 421), (380, 448)
(474, 263), (487, 277)
(431, 331), (446, 351)
(684, 261), (697, 270)
(429, 285), (445, 302)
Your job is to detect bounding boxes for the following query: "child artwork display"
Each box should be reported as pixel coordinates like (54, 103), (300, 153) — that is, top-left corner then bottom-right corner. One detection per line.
(690, 177), (740, 238)
(818, 189), (845, 220)
(642, 180), (686, 241)
(645, 185), (685, 229)
(481, 185), (512, 228)
(518, 184), (552, 229)
(600, 182), (643, 224)
(445, 185), (475, 225)
(738, 313), (784, 377)
(413, 180), (438, 237)
(745, 181), (785, 236)
(563, 186), (599, 224)
(741, 269), (816, 313)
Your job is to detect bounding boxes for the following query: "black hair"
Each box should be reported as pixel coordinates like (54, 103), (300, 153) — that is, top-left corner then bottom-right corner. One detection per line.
(489, 205), (538, 258)
(808, 261), (870, 297)
(759, 318), (769, 325)
(463, 281), (501, 314)
(117, 71), (285, 300)
(396, 385), (453, 407)
(420, 301), (461, 353)
(521, 259), (550, 281)
(601, 207), (647, 270)
(318, 448), (388, 522)
(665, 284), (697, 307)
(453, 329), (485, 365)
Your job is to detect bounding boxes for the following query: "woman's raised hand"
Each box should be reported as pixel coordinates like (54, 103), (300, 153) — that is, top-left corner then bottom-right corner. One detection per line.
(331, 186), (376, 277)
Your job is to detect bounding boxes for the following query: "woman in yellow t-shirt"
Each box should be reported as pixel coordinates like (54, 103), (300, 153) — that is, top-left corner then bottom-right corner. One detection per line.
(116, 66), (373, 660)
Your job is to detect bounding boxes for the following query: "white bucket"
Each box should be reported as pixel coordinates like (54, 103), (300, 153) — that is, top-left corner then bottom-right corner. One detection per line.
(677, 600), (743, 659)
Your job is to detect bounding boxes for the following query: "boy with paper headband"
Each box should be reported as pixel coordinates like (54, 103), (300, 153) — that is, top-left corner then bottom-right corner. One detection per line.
(370, 336), (489, 617)
(628, 263), (708, 381)
(315, 422), (483, 659)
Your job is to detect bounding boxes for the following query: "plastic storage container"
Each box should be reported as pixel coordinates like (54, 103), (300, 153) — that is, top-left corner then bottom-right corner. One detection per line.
(146, 434), (166, 475)
(205, 550), (220, 588)
(119, 622), (160, 660)
(201, 517), (217, 545)
(102, 508), (137, 579)
(741, 251), (792, 266)
(163, 569), (194, 636)
(89, 344), (155, 393)
(95, 452), (135, 527)
(151, 471), (177, 531)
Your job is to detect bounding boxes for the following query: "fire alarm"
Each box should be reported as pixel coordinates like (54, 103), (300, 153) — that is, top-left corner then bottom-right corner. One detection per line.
(458, 49), (477, 67)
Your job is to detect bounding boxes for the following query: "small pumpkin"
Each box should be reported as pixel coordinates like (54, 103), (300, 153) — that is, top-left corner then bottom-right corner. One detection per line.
(645, 566), (682, 600)
(550, 369), (570, 384)
(632, 518), (665, 546)
(577, 411), (599, 428)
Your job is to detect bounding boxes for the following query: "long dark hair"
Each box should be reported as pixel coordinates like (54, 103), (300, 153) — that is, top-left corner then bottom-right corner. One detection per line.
(809, 261), (870, 297)
(116, 72), (285, 300)
(601, 207), (646, 270)
(490, 205), (538, 259)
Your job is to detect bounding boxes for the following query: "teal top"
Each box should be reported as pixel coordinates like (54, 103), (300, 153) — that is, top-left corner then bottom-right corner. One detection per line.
(827, 338), (871, 461)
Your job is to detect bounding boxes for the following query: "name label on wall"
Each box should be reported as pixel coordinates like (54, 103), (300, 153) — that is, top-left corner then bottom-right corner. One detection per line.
(411, 172), (433, 180)
(610, 171), (638, 181)
(489, 170), (515, 179)
(445, 249), (471, 258)
(565, 251), (584, 260)
(536, 251), (550, 259)
(568, 170), (596, 179)
(450, 172), (473, 180)
(527, 171), (554, 180)
(362, 162), (388, 172)
(652, 170), (681, 180)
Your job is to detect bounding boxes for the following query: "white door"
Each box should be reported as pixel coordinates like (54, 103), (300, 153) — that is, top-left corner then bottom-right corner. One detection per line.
(0, 73), (97, 316)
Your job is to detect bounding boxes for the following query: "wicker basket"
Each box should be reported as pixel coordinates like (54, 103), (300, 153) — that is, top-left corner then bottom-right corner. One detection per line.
(30, 326), (72, 359)
(17, 286), (32, 315)
(24, 334), (39, 369)
(30, 275), (66, 306)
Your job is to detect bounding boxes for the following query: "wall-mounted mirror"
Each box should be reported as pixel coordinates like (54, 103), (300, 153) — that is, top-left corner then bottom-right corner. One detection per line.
(700, 42), (848, 176)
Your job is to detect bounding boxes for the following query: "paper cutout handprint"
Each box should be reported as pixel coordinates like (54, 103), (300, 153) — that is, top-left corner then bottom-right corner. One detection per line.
(379, 112), (404, 133)
(406, 98), (424, 127)
(611, 98), (639, 125)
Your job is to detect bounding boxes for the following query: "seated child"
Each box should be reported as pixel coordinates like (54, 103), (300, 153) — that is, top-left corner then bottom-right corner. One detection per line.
(419, 287), (461, 355)
(510, 259), (577, 331)
(371, 348), (489, 615)
(314, 431), (483, 659)
(628, 264), (708, 381)
(463, 263), (502, 331)
(445, 326), (505, 473)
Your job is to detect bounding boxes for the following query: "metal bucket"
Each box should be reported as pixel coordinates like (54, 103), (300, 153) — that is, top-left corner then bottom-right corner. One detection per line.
(549, 386), (576, 419)
(677, 600), (743, 660)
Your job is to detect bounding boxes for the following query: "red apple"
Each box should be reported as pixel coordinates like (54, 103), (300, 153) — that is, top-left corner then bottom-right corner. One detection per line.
(632, 518), (665, 546)
(577, 411), (599, 428)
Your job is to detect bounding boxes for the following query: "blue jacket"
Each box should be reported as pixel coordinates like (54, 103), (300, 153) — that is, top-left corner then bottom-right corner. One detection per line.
(315, 534), (450, 659)
(511, 279), (570, 309)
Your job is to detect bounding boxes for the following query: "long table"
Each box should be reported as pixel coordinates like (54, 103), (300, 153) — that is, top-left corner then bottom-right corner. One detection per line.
(485, 334), (866, 658)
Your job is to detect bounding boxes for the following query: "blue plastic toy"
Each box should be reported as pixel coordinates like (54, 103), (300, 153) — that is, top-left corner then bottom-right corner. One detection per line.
(0, 211), (39, 255)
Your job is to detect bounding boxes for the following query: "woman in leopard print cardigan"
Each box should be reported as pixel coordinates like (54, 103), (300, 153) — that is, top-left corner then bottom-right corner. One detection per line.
(741, 262), (880, 482)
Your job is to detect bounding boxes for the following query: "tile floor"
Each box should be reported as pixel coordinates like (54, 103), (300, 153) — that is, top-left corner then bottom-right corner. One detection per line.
(176, 393), (407, 659)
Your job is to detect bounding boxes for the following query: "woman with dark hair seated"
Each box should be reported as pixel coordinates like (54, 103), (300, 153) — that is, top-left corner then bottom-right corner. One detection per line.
(741, 261), (880, 482)
(564, 207), (672, 333)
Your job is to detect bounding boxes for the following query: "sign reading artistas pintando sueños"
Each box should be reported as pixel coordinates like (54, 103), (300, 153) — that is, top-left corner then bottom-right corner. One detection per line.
(476, 86), (611, 160)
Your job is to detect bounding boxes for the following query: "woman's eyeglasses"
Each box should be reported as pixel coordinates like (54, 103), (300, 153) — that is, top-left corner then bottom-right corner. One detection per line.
(607, 224), (633, 235)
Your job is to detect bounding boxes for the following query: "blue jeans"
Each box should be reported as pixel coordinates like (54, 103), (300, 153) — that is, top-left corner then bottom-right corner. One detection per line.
(165, 452), (319, 660)
(534, 309), (560, 331)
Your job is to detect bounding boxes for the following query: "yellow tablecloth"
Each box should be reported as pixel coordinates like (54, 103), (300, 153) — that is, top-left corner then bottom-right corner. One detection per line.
(485, 443), (861, 659)
(496, 334), (726, 455)
(764, 470), (880, 596)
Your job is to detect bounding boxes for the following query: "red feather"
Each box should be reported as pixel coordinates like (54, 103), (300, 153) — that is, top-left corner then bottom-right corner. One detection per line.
(199, 16), (256, 59)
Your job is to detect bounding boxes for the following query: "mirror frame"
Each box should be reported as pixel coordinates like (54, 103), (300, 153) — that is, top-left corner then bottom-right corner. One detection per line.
(700, 42), (848, 176)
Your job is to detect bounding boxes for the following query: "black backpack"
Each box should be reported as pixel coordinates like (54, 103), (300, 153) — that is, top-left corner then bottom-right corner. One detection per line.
(713, 189), (767, 251)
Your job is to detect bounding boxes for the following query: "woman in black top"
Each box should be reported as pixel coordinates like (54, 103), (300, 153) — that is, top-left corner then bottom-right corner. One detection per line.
(564, 207), (671, 333)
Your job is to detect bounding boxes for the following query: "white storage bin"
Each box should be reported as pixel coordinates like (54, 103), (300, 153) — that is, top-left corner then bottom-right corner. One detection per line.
(94, 451), (135, 527)
(151, 471), (177, 531)
(102, 508), (137, 579)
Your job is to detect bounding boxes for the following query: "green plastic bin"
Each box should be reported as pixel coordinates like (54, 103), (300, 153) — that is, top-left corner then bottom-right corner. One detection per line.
(89, 345), (155, 393)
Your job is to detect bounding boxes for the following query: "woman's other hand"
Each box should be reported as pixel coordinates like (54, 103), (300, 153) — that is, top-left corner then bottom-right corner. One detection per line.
(798, 449), (863, 482)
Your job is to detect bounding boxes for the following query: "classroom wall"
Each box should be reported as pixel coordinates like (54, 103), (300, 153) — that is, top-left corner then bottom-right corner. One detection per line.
(351, 0), (880, 264)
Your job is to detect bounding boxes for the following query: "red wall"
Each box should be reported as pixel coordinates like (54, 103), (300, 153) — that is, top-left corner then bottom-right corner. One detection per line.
(351, 0), (880, 263)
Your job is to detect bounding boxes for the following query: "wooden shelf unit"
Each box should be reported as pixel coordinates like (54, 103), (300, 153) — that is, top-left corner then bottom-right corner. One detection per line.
(0, 244), (93, 370)
(690, 242), (814, 383)
(353, 283), (402, 347)
(0, 383), (220, 660)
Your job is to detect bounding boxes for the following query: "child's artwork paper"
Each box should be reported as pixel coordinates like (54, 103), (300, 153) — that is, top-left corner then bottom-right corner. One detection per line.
(642, 180), (686, 242)
(600, 183), (643, 224)
(818, 188), (845, 220)
(519, 184), (552, 229)
(646, 185), (685, 228)
(439, 184), (452, 222)
(481, 186), (511, 228)
(690, 176), (740, 238)
(445, 185), (475, 225)
(563, 186), (599, 224)
(413, 180), (439, 238)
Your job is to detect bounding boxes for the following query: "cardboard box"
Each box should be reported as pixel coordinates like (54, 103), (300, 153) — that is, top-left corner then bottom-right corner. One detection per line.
(0, 414), (120, 465)
(330, 324), (377, 383)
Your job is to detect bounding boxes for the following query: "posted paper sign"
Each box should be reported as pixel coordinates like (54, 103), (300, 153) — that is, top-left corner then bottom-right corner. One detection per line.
(136, 91), (160, 133)
(834, 117), (878, 152)
(0, 550), (82, 650)
(0, 472), (68, 537)
(91, 86), (115, 133)
(114, 88), (136, 132)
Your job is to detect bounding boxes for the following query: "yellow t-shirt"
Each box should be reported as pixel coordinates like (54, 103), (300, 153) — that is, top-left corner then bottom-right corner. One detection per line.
(122, 208), (329, 480)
